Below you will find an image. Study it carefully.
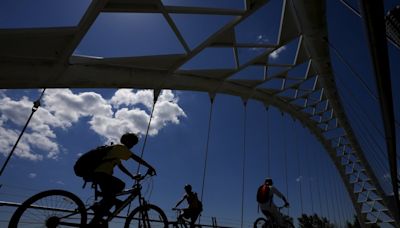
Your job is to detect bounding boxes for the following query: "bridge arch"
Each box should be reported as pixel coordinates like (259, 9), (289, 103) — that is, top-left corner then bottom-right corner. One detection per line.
(0, 0), (398, 226)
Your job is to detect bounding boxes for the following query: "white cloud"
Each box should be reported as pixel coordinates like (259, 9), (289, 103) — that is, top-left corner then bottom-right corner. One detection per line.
(251, 34), (270, 52)
(296, 175), (303, 182)
(0, 89), (186, 161)
(256, 34), (269, 43)
(110, 89), (153, 109)
(270, 46), (286, 59)
(55, 180), (65, 185)
(28, 173), (37, 178)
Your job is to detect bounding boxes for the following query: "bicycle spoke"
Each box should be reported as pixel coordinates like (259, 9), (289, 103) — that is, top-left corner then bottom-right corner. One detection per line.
(9, 190), (86, 228)
(125, 204), (168, 228)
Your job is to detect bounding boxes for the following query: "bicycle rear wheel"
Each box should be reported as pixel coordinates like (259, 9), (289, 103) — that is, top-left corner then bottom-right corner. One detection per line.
(9, 189), (87, 228)
(253, 217), (269, 228)
(124, 204), (168, 228)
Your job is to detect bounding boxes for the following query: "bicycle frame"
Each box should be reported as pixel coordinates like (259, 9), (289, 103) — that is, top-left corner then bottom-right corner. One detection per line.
(172, 208), (189, 228)
(55, 180), (145, 226)
(104, 183), (143, 222)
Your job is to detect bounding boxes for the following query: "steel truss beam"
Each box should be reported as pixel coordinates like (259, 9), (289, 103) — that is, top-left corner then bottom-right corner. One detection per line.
(0, 0), (397, 226)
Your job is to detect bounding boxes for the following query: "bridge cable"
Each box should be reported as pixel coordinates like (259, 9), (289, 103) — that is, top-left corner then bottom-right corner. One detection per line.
(338, 90), (399, 176)
(320, 151), (333, 222)
(199, 95), (215, 223)
(340, 0), (400, 64)
(240, 101), (248, 228)
(326, 39), (378, 102)
(130, 89), (160, 216)
(326, 158), (339, 226)
(294, 121), (304, 214)
(314, 151), (328, 217)
(283, 114), (289, 216)
(337, 78), (400, 170)
(137, 89), (161, 162)
(304, 133), (314, 214)
(342, 98), (395, 173)
(266, 107), (271, 176)
(335, 73), (386, 138)
(329, 39), (400, 128)
(0, 88), (46, 176)
(332, 169), (346, 227)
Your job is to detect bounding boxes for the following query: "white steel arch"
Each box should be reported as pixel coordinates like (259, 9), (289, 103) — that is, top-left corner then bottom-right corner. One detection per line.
(0, 0), (398, 226)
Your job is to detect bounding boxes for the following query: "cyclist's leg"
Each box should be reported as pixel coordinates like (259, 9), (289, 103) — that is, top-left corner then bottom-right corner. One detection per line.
(189, 210), (201, 228)
(91, 173), (125, 224)
(267, 204), (284, 226)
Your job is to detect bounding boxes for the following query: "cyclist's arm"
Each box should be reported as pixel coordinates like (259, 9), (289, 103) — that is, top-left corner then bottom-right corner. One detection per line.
(271, 187), (288, 204)
(130, 153), (156, 174)
(175, 195), (187, 208)
(118, 163), (135, 179)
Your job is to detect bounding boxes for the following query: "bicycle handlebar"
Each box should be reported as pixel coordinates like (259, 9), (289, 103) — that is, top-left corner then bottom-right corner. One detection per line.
(132, 170), (155, 183)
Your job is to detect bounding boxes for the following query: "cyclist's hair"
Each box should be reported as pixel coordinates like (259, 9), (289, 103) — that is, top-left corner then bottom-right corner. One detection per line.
(265, 178), (273, 185)
(184, 184), (192, 192)
(120, 133), (139, 146)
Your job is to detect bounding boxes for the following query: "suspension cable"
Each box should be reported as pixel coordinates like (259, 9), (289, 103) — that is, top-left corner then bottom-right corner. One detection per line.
(326, 39), (378, 102)
(294, 122), (304, 214)
(240, 101), (247, 228)
(326, 159), (339, 226)
(199, 94), (215, 223)
(0, 88), (46, 176)
(283, 114), (289, 215)
(266, 107), (271, 176)
(321, 151), (333, 221)
(335, 74), (385, 137)
(304, 133), (314, 214)
(315, 165), (324, 217)
(129, 89), (160, 216)
(137, 89), (160, 162)
(331, 169), (345, 227)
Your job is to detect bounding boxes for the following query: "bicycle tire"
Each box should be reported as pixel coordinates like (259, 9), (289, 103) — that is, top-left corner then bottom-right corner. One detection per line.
(124, 204), (168, 228)
(9, 189), (87, 228)
(253, 217), (269, 228)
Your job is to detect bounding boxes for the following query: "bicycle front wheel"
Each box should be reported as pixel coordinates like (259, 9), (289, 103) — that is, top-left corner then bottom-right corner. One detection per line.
(253, 217), (269, 228)
(9, 189), (87, 228)
(124, 204), (168, 228)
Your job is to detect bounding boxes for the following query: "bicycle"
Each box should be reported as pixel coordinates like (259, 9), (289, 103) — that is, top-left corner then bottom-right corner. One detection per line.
(170, 208), (201, 228)
(9, 172), (168, 227)
(253, 205), (294, 228)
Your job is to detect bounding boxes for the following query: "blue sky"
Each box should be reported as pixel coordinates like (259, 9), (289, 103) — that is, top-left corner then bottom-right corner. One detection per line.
(0, 0), (399, 227)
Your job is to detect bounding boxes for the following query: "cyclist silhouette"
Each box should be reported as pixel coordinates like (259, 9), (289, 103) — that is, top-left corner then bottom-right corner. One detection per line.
(90, 133), (156, 226)
(258, 178), (289, 227)
(174, 184), (202, 228)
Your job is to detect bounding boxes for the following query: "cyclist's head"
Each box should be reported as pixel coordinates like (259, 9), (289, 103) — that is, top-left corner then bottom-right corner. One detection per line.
(184, 184), (192, 192)
(120, 133), (139, 148)
(265, 178), (273, 185)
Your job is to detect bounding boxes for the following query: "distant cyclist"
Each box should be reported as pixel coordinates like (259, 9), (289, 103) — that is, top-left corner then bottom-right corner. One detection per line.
(174, 184), (203, 228)
(90, 133), (156, 226)
(256, 178), (289, 227)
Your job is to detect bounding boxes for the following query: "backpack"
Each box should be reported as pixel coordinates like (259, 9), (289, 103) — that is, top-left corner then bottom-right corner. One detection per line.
(191, 193), (203, 212)
(256, 184), (271, 204)
(73, 145), (112, 182)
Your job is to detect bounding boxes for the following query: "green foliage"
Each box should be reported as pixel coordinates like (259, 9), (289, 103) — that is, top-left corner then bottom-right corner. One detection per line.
(297, 213), (334, 228)
(346, 215), (380, 228)
(346, 215), (361, 228)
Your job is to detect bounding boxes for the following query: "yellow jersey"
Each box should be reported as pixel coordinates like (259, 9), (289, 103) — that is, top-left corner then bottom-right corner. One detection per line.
(94, 144), (132, 175)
